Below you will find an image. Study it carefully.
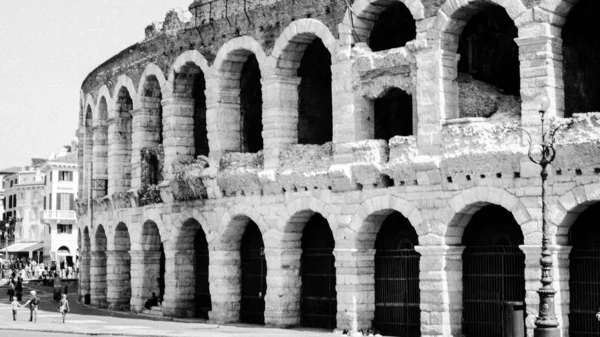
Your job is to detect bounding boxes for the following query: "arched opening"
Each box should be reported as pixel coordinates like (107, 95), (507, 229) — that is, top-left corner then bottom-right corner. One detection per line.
(298, 39), (332, 145)
(84, 106), (93, 199)
(373, 212), (420, 337)
(374, 88), (413, 140)
(58, 246), (70, 254)
(141, 221), (165, 305)
(194, 224), (210, 319)
(111, 87), (133, 193)
(240, 221), (267, 324)
(173, 63), (208, 157)
(141, 75), (163, 185)
(111, 223), (131, 311)
(569, 203), (600, 337)
(240, 54), (263, 153)
(82, 227), (91, 303)
(95, 97), (109, 197)
(462, 205), (525, 337)
(369, 2), (416, 52)
(301, 213), (336, 329)
(562, 0), (600, 116)
(92, 225), (108, 308)
(456, 4), (520, 118)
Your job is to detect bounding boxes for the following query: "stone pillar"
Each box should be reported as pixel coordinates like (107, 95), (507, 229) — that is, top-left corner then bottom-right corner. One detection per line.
(205, 74), (242, 160)
(129, 250), (147, 312)
(414, 49), (460, 155)
(161, 97), (195, 181)
(107, 115), (132, 195)
(263, 248), (302, 327)
(520, 245), (571, 337)
(207, 250), (240, 323)
(162, 248), (195, 317)
(82, 126), (94, 200)
(106, 251), (131, 311)
(333, 248), (374, 332)
(89, 251), (107, 308)
(78, 251), (91, 303)
(130, 106), (161, 189)
(92, 124), (108, 198)
(260, 74), (301, 169)
(515, 23), (564, 128)
(415, 245), (465, 337)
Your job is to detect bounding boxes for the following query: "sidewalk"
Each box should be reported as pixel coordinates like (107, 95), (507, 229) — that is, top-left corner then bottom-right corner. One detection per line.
(0, 283), (337, 337)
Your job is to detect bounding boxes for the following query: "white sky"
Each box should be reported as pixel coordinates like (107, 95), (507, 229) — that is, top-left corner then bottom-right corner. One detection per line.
(0, 0), (192, 169)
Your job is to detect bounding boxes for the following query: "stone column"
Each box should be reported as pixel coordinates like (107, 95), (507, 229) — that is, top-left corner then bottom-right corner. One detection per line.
(107, 115), (132, 195)
(130, 105), (161, 189)
(205, 74), (242, 160)
(414, 49), (460, 155)
(92, 124), (108, 198)
(162, 248), (195, 317)
(415, 245), (465, 337)
(260, 74), (301, 169)
(161, 97), (195, 181)
(129, 250), (147, 312)
(82, 126), (94, 200)
(263, 248), (302, 327)
(208, 250), (240, 323)
(78, 251), (91, 303)
(515, 23), (564, 127)
(333, 248), (375, 332)
(520, 245), (571, 337)
(89, 251), (107, 308)
(106, 251), (131, 311)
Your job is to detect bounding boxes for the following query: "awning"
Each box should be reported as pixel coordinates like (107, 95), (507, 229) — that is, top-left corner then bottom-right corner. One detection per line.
(1, 242), (44, 253)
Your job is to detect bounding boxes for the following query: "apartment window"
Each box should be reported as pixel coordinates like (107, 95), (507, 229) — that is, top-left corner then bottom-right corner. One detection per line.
(43, 197), (47, 210)
(57, 193), (74, 211)
(48, 194), (52, 210)
(57, 224), (72, 234)
(10, 180), (13, 188)
(58, 171), (73, 182)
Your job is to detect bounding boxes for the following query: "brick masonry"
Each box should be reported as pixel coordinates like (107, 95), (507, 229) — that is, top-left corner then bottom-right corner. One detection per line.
(76, 1), (600, 336)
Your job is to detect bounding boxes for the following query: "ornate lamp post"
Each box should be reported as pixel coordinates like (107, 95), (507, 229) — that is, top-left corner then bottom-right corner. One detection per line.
(522, 94), (571, 337)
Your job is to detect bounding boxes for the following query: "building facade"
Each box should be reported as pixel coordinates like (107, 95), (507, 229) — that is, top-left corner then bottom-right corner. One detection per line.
(40, 148), (79, 268)
(76, 1), (600, 337)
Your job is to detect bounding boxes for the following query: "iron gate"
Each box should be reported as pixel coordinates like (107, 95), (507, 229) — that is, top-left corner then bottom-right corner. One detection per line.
(240, 223), (267, 325)
(462, 246), (525, 337)
(570, 250), (600, 337)
(195, 230), (211, 319)
(301, 248), (337, 329)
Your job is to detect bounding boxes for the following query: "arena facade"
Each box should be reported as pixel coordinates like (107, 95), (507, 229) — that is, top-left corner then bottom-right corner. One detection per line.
(76, 0), (600, 336)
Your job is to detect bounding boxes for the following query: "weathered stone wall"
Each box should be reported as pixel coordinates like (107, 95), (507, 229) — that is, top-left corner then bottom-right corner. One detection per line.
(77, 1), (600, 337)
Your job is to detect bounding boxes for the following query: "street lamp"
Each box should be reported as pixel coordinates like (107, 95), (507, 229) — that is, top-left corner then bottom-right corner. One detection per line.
(522, 94), (571, 337)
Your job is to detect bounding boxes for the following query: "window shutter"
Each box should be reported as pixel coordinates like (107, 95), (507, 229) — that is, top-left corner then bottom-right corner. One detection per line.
(43, 197), (46, 210)
(69, 194), (74, 210)
(57, 194), (62, 210)
(49, 194), (52, 210)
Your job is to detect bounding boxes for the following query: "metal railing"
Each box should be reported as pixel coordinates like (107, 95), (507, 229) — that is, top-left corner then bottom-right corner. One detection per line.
(40, 210), (77, 221)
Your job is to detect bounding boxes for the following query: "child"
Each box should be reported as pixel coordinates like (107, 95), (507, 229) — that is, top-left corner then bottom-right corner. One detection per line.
(11, 296), (21, 321)
(58, 293), (70, 324)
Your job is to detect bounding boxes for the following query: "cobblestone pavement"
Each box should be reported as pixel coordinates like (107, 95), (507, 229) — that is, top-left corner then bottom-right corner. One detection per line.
(0, 282), (336, 337)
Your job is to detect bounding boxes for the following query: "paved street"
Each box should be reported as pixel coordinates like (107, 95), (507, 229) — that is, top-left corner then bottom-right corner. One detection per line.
(0, 282), (336, 337)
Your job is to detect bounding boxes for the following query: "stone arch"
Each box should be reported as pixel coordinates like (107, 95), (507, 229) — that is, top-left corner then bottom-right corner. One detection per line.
(169, 50), (210, 82)
(434, 0), (527, 53)
(93, 92), (110, 198)
(282, 196), (338, 244)
(93, 224), (108, 251)
(218, 206), (268, 251)
(79, 90), (86, 126)
(342, 0), (424, 46)
(109, 84), (134, 194)
(539, 0), (586, 26)
(137, 63), (170, 100)
(270, 19), (337, 74)
(108, 222), (132, 311)
(95, 85), (114, 122)
(350, 195), (424, 250)
(91, 224), (108, 308)
(83, 226), (91, 251)
(111, 75), (138, 115)
(213, 36), (268, 75)
(446, 186), (534, 245)
(549, 183), (600, 245)
(137, 209), (169, 248)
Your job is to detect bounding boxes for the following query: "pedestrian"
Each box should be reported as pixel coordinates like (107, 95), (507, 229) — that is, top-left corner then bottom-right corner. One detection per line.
(22, 290), (39, 322)
(15, 278), (23, 301)
(10, 296), (21, 321)
(58, 293), (70, 324)
(6, 280), (15, 301)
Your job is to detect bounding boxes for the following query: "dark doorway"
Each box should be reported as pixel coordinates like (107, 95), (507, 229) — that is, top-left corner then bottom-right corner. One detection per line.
(240, 221), (267, 324)
(195, 228), (211, 319)
(569, 203), (600, 337)
(562, 0), (600, 116)
(369, 2), (416, 52)
(374, 88), (413, 140)
(240, 54), (263, 153)
(462, 205), (525, 337)
(298, 39), (333, 145)
(301, 214), (337, 329)
(373, 212), (420, 337)
(457, 5), (520, 96)
(158, 243), (166, 303)
(193, 72), (209, 157)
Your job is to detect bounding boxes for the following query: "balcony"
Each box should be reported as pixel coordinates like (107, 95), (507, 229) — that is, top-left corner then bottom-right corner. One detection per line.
(40, 210), (77, 222)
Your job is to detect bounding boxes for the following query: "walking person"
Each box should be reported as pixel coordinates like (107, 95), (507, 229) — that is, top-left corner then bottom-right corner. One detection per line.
(22, 290), (39, 322)
(11, 296), (21, 321)
(15, 278), (23, 301)
(6, 280), (14, 301)
(58, 293), (70, 324)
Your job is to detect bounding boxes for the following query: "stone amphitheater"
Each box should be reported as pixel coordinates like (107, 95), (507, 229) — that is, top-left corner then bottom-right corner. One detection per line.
(76, 0), (600, 336)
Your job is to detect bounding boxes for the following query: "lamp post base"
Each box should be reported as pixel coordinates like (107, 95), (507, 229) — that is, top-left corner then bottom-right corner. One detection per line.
(534, 327), (560, 337)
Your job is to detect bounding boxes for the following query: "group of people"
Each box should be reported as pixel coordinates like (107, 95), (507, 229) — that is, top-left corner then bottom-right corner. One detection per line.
(8, 287), (70, 324)
(1, 257), (77, 284)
